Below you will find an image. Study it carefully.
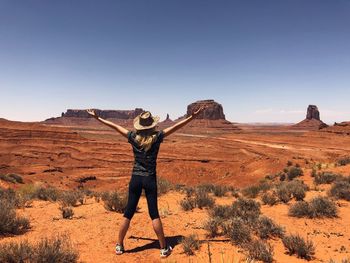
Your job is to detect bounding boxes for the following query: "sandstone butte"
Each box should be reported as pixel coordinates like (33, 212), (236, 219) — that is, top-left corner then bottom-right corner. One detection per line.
(292, 105), (328, 130)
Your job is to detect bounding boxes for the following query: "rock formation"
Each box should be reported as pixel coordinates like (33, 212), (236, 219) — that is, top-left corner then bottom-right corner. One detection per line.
(186, 100), (225, 119)
(62, 108), (144, 119)
(174, 99), (240, 131)
(293, 105), (328, 130)
(306, 105), (320, 120)
(320, 121), (350, 135)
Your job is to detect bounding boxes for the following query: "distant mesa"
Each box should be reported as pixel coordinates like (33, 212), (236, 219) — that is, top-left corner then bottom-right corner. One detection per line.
(44, 99), (240, 132)
(187, 99), (225, 120)
(61, 108), (144, 119)
(320, 121), (350, 135)
(176, 99), (240, 131)
(292, 105), (328, 130)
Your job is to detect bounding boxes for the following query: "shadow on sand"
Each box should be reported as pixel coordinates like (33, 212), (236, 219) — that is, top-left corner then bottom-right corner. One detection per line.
(126, 235), (184, 253)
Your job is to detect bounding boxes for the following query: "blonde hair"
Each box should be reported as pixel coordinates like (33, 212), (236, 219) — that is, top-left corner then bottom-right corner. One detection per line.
(135, 128), (157, 151)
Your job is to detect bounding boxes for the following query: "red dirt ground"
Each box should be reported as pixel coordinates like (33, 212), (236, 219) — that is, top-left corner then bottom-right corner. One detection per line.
(1, 118), (350, 262)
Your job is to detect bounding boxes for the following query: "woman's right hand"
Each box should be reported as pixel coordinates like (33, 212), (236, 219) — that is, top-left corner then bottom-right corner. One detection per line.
(86, 109), (98, 118)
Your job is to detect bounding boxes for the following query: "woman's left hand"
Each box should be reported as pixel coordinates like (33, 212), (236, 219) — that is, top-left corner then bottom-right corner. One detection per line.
(192, 106), (205, 117)
(87, 109), (98, 118)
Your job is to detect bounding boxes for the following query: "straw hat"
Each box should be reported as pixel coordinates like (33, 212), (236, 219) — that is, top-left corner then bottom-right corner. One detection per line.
(133, 111), (160, 130)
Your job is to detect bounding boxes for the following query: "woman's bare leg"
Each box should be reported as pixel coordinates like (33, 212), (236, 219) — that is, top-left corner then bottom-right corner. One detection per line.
(152, 218), (166, 248)
(118, 217), (130, 246)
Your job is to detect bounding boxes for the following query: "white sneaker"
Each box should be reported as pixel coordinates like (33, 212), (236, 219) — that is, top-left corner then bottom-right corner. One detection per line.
(160, 245), (172, 258)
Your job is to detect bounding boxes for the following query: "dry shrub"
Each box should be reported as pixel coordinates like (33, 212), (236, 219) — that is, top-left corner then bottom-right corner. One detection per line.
(180, 234), (201, 255)
(180, 198), (196, 211)
(60, 207), (74, 219)
(194, 188), (215, 209)
(157, 177), (172, 195)
(34, 235), (79, 262)
(102, 191), (128, 213)
(35, 186), (61, 201)
(203, 217), (221, 238)
(246, 239), (274, 263)
(282, 234), (315, 260)
(314, 172), (341, 185)
(287, 166), (303, 180)
(261, 192), (278, 206)
(337, 157), (350, 166)
(256, 216), (285, 239)
(276, 180), (308, 203)
(226, 218), (252, 246)
(0, 240), (33, 262)
(213, 185), (229, 197)
(230, 198), (261, 224)
(0, 174), (24, 184)
(329, 179), (350, 201)
(242, 181), (272, 198)
(289, 196), (337, 218)
(59, 190), (84, 207)
(0, 199), (30, 236)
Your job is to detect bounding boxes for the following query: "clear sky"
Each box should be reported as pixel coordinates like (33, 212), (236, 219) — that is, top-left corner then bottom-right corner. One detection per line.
(0, 0), (349, 123)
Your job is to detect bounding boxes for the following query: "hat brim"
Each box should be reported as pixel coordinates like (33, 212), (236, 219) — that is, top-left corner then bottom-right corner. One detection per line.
(133, 116), (160, 130)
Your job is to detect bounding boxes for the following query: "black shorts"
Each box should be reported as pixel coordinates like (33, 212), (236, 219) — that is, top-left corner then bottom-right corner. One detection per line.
(123, 175), (159, 220)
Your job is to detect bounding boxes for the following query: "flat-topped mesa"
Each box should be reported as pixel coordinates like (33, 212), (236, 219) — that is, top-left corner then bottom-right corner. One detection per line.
(62, 108), (144, 119)
(306, 105), (320, 120)
(186, 100), (225, 120)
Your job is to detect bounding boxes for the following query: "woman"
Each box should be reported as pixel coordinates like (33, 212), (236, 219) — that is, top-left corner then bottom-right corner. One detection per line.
(86, 107), (203, 258)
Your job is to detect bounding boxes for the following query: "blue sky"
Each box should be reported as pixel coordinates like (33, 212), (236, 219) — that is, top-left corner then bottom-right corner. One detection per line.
(0, 0), (349, 123)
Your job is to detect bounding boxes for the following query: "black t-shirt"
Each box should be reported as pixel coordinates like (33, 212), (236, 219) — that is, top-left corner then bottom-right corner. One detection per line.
(127, 130), (164, 176)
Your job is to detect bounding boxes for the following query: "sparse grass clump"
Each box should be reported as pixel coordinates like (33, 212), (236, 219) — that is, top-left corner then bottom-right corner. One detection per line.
(231, 198), (261, 224)
(60, 207), (74, 219)
(246, 239), (274, 263)
(314, 172), (341, 185)
(102, 191), (128, 213)
(0, 174), (24, 184)
(0, 199), (30, 236)
(226, 218), (252, 246)
(256, 216), (285, 239)
(276, 180), (308, 203)
(287, 166), (303, 180)
(289, 196), (337, 218)
(59, 190), (84, 207)
(337, 157), (350, 166)
(212, 185), (229, 197)
(261, 192), (278, 206)
(157, 177), (172, 195)
(329, 179), (350, 201)
(194, 188), (215, 209)
(180, 198), (196, 211)
(180, 234), (201, 255)
(282, 234), (315, 260)
(242, 181), (272, 198)
(0, 235), (79, 263)
(203, 217), (221, 238)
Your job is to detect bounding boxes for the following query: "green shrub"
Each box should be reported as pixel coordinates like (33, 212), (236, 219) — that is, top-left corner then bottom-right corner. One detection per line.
(329, 180), (350, 201)
(35, 186), (61, 201)
(180, 234), (201, 255)
(102, 191), (128, 213)
(282, 234), (315, 260)
(246, 239), (274, 263)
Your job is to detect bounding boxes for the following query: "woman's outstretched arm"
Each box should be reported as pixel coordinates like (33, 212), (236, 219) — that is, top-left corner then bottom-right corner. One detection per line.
(163, 107), (204, 138)
(86, 109), (129, 138)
